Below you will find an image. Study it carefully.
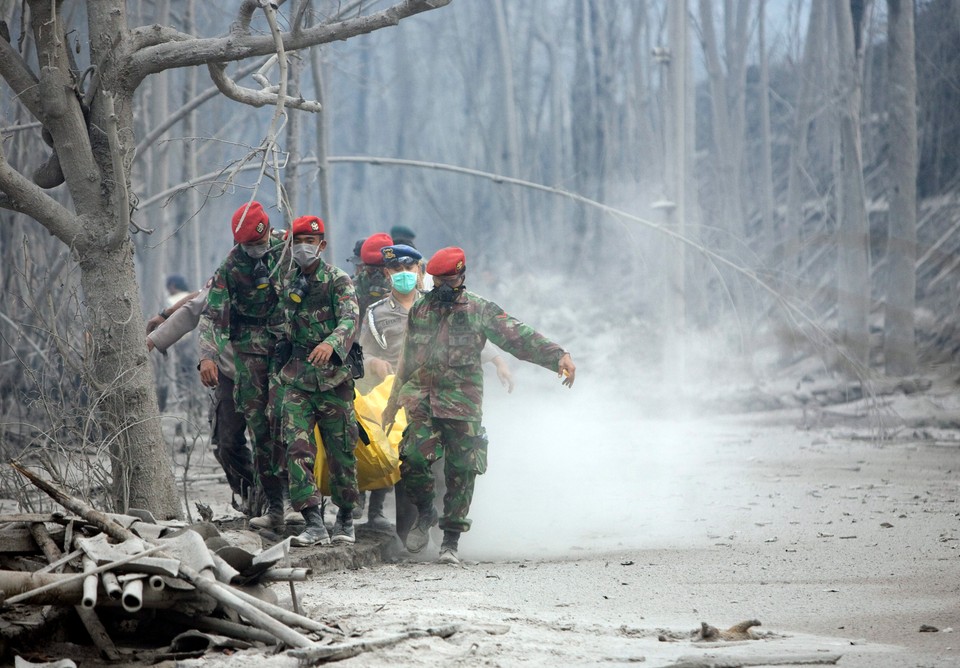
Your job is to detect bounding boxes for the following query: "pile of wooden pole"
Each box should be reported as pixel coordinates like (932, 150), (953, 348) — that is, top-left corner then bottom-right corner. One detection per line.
(0, 462), (338, 663)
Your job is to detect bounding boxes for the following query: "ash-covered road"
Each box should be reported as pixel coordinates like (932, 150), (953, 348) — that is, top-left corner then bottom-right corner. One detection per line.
(188, 373), (960, 667)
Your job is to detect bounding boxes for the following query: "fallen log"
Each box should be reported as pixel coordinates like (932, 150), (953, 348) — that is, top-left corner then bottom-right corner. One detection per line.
(0, 523), (65, 554)
(288, 624), (462, 663)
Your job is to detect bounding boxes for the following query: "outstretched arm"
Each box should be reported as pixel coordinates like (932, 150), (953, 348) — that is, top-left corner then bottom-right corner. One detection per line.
(481, 301), (574, 388)
(145, 289), (202, 335)
(557, 352), (576, 388)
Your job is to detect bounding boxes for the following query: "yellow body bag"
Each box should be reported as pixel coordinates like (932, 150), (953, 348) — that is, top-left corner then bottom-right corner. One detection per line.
(313, 376), (405, 495)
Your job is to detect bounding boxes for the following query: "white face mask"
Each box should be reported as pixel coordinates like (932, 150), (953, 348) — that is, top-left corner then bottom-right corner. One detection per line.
(292, 243), (321, 268)
(242, 243), (269, 259)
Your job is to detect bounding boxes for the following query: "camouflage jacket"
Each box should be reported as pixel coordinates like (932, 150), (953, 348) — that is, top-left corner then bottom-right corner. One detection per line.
(205, 233), (286, 357)
(353, 266), (391, 319)
(274, 260), (359, 392)
(391, 289), (566, 421)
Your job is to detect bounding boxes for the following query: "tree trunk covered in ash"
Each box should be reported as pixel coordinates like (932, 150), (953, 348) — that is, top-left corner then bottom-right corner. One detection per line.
(883, 0), (918, 376)
(757, 0), (776, 263)
(833, 0), (871, 371)
(17, 0), (181, 517)
(783, 0), (828, 279)
(698, 0), (749, 243)
(492, 0), (533, 256)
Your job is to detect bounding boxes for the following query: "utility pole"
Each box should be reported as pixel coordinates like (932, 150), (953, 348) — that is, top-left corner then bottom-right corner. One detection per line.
(655, 0), (689, 390)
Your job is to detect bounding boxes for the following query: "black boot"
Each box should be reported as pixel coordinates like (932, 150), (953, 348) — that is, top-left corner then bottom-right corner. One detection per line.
(352, 492), (366, 520)
(394, 483), (418, 544)
(439, 530), (460, 565)
(365, 488), (393, 532)
(291, 505), (331, 547)
(283, 487), (304, 526)
(248, 494), (283, 530)
(405, 504), (438, 553)
(331, 506), (355, 544)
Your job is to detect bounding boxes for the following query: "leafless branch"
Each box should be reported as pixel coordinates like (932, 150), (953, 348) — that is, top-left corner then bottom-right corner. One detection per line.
(0, 141), (77, 241)
(260, 0), (290, 221)
(230, 0), (273, 37)
(30, 2), (99, 204)
(292, 0), (311, 34)
(0, 37), (43, 119)
(206, 61), (322, 112)
(134, 58), (270, 155)
(126, 24), (194, 53)
(126, 0), (453, 84)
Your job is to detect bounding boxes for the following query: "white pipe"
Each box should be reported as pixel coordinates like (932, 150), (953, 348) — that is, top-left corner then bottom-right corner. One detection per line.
(121, 578), (144, 613)
(81, 557), (98, 609)
(101, 571), (122, 600)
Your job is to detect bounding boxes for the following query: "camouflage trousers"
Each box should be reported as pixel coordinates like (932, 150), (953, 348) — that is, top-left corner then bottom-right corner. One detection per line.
(398, 410), (488, 533)
(280, 380), (359, 511)
(233, 352), (284, 501)
(209, 372), (254, 502)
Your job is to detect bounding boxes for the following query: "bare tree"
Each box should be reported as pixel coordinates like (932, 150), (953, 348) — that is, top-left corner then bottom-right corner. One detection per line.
(783, 0), (828, 279)
(884, 0), (918, 375)
(0, 0), (451, 517)
(756, 0), (775, 260)
(833, 0), (872, 370)
(697, 0), (750, 243)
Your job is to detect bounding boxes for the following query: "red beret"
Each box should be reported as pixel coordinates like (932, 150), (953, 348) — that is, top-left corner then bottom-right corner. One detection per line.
(426, 247), (466, 276)
(292, 215), (325, 236)
(360, 233), (393, 265)
(232, 202), (269, 244)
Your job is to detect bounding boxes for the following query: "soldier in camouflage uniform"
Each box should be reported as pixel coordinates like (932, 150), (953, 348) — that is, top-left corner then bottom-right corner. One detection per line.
(353, 232), (393, 320)
(383, 247), (576, 565)
(147, 286), (255, 513)
(359, 244), (514, 536)
(273, 215), (361, 547)
(203, 202), (287, 529)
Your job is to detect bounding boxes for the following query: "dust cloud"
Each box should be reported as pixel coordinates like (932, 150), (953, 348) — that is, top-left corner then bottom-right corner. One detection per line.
(451, 259), (762, 563)
(461, 363), (742, 562)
